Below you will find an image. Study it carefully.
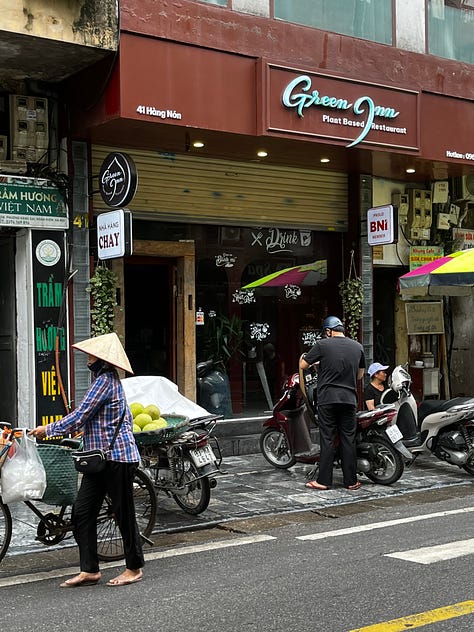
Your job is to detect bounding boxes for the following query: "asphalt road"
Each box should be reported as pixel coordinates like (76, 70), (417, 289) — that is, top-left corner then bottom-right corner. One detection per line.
(1, 478), (474, 631)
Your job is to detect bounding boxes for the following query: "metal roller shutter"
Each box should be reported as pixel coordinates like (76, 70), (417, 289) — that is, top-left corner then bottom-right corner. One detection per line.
(92, 146), (347, 231)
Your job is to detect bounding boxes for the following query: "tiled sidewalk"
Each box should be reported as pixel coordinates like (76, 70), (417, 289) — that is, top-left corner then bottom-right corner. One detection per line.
(7, 452), (473, 555)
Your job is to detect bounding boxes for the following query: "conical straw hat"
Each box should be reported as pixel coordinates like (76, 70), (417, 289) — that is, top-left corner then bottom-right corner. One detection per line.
(72, 332), (134, 374)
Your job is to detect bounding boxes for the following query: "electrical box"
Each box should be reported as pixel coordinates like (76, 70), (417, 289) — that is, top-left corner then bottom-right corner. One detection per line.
(422, 190), (432, 229)
(9, 95), (48, 163)
(407, 189), (431, 240)
(392, 192), (409, 225)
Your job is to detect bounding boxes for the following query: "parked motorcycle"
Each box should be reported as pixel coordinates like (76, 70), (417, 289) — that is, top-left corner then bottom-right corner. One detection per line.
(381, 364), (474, 475)
(138, 414), (223, 514)
(260, 368), (411, 485)
(197, 360), (232, 418)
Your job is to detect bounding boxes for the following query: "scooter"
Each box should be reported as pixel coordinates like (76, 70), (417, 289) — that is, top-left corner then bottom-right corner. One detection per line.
(196, 359), (232, 418)
(260, 367), (411, 485)
(381, 364), (474, 475)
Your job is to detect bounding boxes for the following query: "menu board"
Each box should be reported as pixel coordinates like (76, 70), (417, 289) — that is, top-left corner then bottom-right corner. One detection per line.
(405, 301), (444, 335)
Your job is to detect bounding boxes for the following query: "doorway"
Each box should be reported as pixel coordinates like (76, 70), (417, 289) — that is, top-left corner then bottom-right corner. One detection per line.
(124, 257), (175, 379)
(0, 235), (17, 423)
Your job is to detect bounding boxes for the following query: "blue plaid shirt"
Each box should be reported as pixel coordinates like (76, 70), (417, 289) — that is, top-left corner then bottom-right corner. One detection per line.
(46, 366), (140, 463)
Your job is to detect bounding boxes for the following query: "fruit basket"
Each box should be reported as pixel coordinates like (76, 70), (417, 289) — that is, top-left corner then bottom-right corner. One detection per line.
(134, 414), (190, 446)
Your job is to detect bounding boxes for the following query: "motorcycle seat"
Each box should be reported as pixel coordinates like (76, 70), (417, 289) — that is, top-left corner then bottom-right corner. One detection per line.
(418, 397), (473, 422)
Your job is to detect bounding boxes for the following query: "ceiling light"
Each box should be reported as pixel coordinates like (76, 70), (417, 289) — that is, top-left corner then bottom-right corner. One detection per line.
(406, 168), (416, 174)
(320, 157), (330, 163)
(257, 150), (268, 158)
(193, 141), (204, 148)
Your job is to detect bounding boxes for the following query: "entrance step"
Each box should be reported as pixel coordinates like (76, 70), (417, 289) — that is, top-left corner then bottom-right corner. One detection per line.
(213, 417), (265, 457)
(212, 417), (318, 457)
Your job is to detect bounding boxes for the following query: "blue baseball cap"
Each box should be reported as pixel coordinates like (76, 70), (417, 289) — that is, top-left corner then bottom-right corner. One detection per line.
(368, 362), (389, 377)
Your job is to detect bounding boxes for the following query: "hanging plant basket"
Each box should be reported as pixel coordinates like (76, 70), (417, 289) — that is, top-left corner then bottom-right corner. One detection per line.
(339, 250), (363, 340)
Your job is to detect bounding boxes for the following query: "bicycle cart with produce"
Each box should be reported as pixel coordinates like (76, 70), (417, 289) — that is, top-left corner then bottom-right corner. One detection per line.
(135, 413), (223, 515)
(0, 425), (157, 564)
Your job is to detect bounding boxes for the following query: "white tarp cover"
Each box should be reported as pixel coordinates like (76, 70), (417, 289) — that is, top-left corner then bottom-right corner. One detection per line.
(121, 375), (209, 420)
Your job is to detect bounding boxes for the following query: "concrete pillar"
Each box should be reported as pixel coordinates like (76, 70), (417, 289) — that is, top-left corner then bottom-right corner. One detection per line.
(395, 0), (426, 53)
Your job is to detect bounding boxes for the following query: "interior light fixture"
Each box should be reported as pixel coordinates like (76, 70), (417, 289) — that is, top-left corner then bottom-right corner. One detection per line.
(193, 141), (204, 148)
(406, 168), (416, 174)
(320, 157), (330, 163)
(257, 150), (268, 158)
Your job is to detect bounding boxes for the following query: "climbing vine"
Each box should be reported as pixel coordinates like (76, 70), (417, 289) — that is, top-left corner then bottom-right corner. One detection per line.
(86, 265), (118, 336)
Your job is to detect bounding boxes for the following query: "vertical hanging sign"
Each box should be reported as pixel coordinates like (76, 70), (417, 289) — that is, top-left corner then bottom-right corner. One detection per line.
(32, 231), (68, 426)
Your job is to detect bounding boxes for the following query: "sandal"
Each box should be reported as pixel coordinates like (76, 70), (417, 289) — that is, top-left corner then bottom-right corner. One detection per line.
(305, 480), (329, 490)
(346, 481), (361, 490)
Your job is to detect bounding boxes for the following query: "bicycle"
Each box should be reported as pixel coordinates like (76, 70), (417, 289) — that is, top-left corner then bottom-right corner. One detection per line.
(0, 426), (157, 564)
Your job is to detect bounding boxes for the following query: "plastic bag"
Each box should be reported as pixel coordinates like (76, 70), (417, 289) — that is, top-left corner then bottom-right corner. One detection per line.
(0, 430), (47, 504)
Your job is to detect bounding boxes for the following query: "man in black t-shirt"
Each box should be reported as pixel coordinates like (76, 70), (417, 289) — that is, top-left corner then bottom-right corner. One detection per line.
(299, 316), (365, 491)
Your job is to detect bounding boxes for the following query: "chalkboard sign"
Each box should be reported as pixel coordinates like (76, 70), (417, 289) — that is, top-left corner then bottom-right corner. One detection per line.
(405, 301), (444, 335)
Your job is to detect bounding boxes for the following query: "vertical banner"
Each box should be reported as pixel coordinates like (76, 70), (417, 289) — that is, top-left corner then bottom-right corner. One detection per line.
(32, 231), (68, 427)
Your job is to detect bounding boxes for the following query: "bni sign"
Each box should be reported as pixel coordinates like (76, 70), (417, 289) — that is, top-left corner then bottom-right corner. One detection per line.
(367, 204), (398, 246)
(97, 209), (133, 260)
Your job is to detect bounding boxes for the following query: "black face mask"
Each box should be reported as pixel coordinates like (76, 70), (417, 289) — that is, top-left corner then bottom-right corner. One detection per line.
(87, 359), (103, 373)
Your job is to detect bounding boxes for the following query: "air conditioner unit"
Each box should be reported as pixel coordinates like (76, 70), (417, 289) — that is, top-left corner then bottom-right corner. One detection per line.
(452, 175), (474, 202)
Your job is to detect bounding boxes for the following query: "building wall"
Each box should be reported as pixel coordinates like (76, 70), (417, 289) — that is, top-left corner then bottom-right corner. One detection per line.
(0, 0), (118, 48)
(120, 0), (474, 100)
(450, 294), (474, 396)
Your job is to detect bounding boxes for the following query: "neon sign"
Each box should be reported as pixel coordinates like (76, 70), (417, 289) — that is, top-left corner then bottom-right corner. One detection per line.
(282, 75), (403, 148)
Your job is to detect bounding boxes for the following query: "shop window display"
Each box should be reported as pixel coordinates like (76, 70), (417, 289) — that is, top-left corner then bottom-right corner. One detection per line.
(195, 227), (340, 418)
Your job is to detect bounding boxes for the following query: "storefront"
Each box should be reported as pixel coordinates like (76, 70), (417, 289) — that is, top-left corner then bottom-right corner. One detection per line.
(0, 176), (69, 426)
(66, 25), (474, 415)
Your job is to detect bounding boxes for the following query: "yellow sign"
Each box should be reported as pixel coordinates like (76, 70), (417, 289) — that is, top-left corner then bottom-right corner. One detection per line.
(409, 245), (443, 271)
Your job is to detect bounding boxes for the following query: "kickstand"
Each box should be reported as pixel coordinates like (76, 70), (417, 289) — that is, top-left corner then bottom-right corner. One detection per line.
(405, 453), (418, 468)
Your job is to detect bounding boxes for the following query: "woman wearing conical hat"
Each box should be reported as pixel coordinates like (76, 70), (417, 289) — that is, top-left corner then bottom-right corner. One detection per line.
(30, 332), (144, 588)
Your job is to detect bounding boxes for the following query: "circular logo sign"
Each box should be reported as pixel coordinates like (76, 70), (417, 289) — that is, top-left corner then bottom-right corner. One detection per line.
(35, 239), (61, 266)
(99, 152), (138, 208)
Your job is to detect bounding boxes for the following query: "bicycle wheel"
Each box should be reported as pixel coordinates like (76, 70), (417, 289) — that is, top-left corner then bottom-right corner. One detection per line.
(97, 468), (157, 562)
(0, 500), (12, 563)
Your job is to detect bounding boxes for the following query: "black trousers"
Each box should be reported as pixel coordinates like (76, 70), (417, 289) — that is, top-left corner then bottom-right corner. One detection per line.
(316, 403), (357, 488)
(72, 461), (145, 573)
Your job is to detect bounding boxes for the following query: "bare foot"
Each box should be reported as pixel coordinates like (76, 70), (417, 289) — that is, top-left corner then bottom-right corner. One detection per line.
(60, 571), (101, 588)
(106, 569), (143, 587)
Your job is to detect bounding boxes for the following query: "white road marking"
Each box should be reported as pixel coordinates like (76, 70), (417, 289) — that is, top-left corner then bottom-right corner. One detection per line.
(0, 534), (276, 588)
(386, 538), (474, 564)
(296, 506), (474, 541)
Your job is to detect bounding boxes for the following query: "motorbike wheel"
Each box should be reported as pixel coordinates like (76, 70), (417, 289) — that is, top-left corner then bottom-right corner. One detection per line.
(260, 428), (296, 469)
(364, 437), (404, 485)
(462, 459), (474, 476)
(172, 458), (211, 515)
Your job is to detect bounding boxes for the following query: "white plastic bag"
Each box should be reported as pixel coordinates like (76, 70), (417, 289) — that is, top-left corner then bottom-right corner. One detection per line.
(0, 430), (47, 504)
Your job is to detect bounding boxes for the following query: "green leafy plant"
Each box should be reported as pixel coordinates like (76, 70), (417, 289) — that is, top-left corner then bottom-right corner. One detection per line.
(339, 251), (363, 340)
(86, 265), (118, 336)
(202, 313), (244, 372)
